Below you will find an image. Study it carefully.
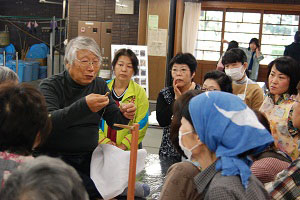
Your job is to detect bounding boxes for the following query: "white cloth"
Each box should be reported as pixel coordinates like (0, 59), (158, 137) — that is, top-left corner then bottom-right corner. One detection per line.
(182, 2), (201, 54)
(90, 144), (147, 200)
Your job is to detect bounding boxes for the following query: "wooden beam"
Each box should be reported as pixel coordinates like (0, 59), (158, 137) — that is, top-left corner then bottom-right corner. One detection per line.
(173, 0), (184, 54)
(138, 0), (148, 45)
(201, 1), (300, 12)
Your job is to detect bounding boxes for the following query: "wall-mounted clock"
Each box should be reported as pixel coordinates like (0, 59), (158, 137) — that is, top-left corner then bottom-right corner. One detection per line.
(115, 0), (134, 15)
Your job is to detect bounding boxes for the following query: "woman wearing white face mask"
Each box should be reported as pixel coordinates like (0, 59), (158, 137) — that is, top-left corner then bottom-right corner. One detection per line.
(222, 48), (264, 110)
(160, 92), (273, 200)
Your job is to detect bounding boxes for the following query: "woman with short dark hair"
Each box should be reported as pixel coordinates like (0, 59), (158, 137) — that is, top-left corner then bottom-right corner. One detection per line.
(156, 53), (201, 163)
(240, 38), (264, 81)
(202, 70), (232, 93)
(0, 83), (51, 184)
(99, 48), (149, 151)
(260, 56), (300, 161)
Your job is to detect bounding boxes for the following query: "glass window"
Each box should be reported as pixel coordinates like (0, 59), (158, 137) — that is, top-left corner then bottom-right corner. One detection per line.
(243, 13), (261, 23)
(196, 41), (220, 51)
(226, 12), (243, 22)
(263, 24), (298, 35)
(264, 14), (281, 24)
(195, 51), (220, 61)
(224, 32), (259, 47)
(198, 31), (222, 41)
(200, 21), (222, 31)
(195, 10), (300, 64)
(195, 10), (223, 60)
(225, 22), (260, 33)
(261, 13), (299, 64)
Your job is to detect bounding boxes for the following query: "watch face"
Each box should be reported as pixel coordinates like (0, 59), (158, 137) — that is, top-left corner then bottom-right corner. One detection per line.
(115, 0), (134, 14)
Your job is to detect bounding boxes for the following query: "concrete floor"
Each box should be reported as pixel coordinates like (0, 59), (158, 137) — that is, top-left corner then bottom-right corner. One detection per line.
(142, 126), (162, 154)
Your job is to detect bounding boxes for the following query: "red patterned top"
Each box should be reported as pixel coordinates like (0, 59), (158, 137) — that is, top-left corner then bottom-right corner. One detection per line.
(0, 151), (34, 187)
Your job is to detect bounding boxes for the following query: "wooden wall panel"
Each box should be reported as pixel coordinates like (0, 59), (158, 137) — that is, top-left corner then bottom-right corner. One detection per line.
(147, 0), (170, 100)
(148, 57), (167, 100)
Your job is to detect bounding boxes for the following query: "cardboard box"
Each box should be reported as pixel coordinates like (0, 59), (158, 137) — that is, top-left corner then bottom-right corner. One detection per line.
(78, 21), (112, 71)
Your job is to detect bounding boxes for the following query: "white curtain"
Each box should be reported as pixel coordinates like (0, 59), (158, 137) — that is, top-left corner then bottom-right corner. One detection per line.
(182, 2), (201, 55)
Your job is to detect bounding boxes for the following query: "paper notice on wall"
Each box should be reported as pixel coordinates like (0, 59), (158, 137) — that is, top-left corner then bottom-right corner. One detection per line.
(148, 15), (158, 30)
(147, 29), (167, 57)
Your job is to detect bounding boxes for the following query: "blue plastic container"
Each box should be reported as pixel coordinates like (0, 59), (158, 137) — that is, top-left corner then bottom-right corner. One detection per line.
(5, 60), (26, 82)
(31, 61), (40, 80)
(23, 61), (33, 82)
(39, 65), (47, 79)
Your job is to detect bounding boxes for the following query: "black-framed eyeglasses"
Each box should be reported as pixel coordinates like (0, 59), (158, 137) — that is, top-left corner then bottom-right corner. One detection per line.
(170, 68), (190, 74)
(75, 58), (100, 68)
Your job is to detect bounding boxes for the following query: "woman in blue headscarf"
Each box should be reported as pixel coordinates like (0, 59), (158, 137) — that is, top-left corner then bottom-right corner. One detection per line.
(160, 91), (273, 200)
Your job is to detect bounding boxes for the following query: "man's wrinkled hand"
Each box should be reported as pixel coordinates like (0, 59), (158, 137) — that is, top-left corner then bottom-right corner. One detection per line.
(86, 93), (109, 113)
(120, 102), (136, 120)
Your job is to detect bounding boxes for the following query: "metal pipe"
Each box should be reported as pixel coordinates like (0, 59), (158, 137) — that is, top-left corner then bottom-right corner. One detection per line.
(3, 51), (6, 66)
(39, 0), (63, 5)
(16, 52), (18, 74)
(62, 0), (66, 19)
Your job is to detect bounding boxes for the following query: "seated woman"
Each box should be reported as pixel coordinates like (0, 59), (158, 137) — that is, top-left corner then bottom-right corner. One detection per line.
(202, 70), (232, 93)
(259, 56), (300, 161)
(0, 83), (51, 185)
(251, 111), (291, 184)
(0, 156), (89, 200)
(160, 92), (273, 200)
(156, 53), (201, 162)
(99, 48), (149, 150)
(0, 66), (18, 84)
(267, 81), (300, 200)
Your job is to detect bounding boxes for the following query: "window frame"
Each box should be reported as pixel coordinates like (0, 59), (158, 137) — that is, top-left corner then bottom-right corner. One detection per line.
(195, 2), (300, 62)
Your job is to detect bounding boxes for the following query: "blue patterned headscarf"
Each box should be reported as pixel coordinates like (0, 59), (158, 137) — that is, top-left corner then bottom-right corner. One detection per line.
(189, 91), (273, 188)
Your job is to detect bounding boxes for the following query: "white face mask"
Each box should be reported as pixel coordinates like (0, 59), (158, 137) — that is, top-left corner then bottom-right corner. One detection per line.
(178, 130), (200, 160)
(225, 65), (245, 81)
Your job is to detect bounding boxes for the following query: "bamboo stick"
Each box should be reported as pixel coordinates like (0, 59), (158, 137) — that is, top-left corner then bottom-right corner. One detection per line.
(127, 123), (139, 200)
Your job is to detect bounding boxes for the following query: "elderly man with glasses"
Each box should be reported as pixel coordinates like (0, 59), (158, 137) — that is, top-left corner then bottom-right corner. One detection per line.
(36, 36), (136, 200)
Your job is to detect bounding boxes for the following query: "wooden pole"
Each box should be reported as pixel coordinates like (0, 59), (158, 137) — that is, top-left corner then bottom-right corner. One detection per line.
(113, 123), (139, 200)
(127, 123), (139, 200)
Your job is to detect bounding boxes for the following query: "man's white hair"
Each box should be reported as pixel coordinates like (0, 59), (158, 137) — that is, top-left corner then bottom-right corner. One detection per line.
(64, 36), (102, 66)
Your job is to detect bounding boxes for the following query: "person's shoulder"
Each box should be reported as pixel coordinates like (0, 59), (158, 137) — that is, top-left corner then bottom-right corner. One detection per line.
(40, 71), (65, 87)
(167, 161), (200, 178)
(209, 172), (267, 196)
(94, 76), (106, 84)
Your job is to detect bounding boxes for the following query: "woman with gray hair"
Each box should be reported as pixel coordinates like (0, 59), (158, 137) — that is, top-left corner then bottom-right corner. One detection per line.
(0, 156), (89, 200)
(0, 66), (18, 84)
(37, 36), (136, 199)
